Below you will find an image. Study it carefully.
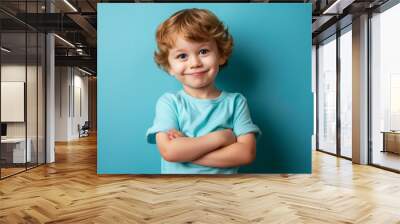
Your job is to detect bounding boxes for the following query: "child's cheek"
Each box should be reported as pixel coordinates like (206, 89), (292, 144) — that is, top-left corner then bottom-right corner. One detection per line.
(178, 64), (186, 75)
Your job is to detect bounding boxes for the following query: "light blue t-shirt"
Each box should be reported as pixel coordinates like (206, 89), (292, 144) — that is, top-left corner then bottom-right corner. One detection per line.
(146, 90), (261, 174)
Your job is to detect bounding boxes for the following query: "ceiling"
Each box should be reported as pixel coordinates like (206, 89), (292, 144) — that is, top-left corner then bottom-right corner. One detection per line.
(0, 0), (392, 75)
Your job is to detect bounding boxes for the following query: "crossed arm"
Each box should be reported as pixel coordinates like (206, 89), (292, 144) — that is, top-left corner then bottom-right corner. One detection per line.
(155, 129), (256, 168)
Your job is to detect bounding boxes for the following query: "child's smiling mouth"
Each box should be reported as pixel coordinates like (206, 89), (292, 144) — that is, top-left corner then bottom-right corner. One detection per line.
(186, 70), (209, 77)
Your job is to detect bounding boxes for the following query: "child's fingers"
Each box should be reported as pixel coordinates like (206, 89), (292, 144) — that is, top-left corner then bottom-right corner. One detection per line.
(169, 129), (181, 136)
(174, 131), (184, 138)
(175, 130), (185, 136)
(167, 132), (175, 140)
(166, 129), (185, 139)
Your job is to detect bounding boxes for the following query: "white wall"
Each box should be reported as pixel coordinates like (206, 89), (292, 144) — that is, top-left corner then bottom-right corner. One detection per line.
(70, 72), (89, 138)
(55, 67), (89, 141)
(55, 66), (70, 141)
(1, 65), (41, 137)
(1, 66), (26, 136)
(1, 63), (46, 164)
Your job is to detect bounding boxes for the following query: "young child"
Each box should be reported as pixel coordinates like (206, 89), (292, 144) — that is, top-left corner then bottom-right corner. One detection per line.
(146, 8), (261, 174)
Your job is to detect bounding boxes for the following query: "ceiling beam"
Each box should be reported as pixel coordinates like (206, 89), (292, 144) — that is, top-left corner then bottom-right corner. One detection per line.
(55, 55), (96, 70)
(66, 13), (97, 36)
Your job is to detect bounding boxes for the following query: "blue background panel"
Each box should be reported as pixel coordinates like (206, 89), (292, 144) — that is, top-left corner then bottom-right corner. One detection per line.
(98, 3), (312, 174)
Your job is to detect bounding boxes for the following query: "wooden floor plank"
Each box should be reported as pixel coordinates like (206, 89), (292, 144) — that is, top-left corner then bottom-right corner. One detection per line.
(1, 134), (400, 223)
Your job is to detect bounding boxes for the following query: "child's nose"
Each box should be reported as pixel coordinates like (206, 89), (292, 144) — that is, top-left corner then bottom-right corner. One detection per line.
(189, 56), (202, 68)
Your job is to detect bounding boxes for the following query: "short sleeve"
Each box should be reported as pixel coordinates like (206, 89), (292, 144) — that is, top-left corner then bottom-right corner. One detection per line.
(233, 95), (261, 138)
(146, 94), (179, 144)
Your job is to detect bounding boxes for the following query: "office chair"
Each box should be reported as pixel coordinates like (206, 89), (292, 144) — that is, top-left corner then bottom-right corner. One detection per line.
(79, 121), (90, 138)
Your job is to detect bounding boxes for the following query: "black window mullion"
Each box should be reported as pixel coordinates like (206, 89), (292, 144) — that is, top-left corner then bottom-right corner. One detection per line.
(36, 0), (39, 167)
(367, 11), (373, 165)
(44, 32), (47, 164)
(25, 0), (28, 171)
(336, 28), (341, 157)
(316, 45), (320, 151)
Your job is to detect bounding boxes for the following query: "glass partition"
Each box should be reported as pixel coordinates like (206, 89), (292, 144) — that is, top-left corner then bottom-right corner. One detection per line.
(0, 1), (46, 179)
(27, 31), (38, 169)
(1, 31), (28, 177)
(317, 35), (337, 155)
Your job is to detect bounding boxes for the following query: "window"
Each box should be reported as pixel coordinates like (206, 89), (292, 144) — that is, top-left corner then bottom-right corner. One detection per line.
(339, 27), (352, 158)
(371, 2), (400, 171)
(317, 35), (337, 154)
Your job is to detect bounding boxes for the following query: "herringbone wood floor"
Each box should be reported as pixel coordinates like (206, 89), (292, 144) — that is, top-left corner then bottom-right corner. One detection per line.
(1, 134), (400, 224)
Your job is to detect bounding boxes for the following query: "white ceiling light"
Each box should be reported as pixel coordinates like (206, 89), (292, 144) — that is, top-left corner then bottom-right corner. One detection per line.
(78, 67), (93, 76)
(54, 34), (75, 48)
(1, 47), (11, 53)
(323, 0), (355, 15)
(63, 0), (78, 12)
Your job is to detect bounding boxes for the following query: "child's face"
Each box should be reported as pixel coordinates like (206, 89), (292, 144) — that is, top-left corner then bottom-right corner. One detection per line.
(167, 35), (226, 91)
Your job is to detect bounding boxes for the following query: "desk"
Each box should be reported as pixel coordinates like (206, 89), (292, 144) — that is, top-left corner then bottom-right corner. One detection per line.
(382, 131), (400, 154)
(1, 138), (31, 163)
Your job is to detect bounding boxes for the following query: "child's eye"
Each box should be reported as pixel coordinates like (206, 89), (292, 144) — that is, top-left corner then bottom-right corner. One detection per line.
(176, 53), (187, 60)
(199, 49), (209, 55)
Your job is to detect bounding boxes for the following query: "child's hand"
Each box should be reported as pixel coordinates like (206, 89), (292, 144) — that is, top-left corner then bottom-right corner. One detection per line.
(212, 129), (236, 147)
(166, 129), (185, 140)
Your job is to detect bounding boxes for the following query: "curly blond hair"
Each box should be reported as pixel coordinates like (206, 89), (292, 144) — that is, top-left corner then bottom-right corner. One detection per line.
(154, 8), (233, 72)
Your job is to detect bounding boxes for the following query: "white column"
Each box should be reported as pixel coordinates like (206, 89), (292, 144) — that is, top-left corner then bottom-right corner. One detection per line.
(46, 33), (55, 163)
(45, 1), (55, 163)
(352, 14), (369, 164)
